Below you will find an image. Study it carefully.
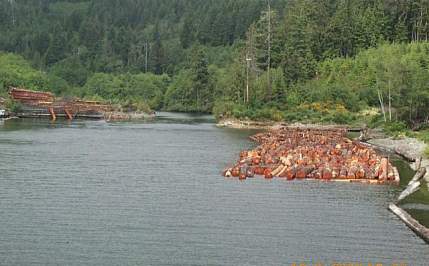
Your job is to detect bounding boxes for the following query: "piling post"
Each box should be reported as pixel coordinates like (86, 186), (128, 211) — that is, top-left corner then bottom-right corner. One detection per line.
(48, 107), (56, 121)
(64, 109), (73, 120)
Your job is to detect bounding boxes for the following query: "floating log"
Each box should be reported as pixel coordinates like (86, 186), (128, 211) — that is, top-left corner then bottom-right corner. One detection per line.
(396, 166), (427, 201)
(264, 168), (273, 179)
(398, 181), (421, 201)
(408, 167), (427, 186)
(389, 203), (429, 243)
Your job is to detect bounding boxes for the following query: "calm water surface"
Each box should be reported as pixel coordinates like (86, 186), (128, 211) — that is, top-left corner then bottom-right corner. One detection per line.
(0, 113), (428, 265)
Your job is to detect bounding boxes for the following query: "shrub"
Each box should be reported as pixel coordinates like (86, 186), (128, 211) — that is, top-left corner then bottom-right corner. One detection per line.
(212, 100), (235, 119)
(4, 98), (23, 113)
(383, 121), (408, 135)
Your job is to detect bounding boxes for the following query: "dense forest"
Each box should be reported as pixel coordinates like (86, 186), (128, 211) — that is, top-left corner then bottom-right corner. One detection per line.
(1, 0), (429, 127)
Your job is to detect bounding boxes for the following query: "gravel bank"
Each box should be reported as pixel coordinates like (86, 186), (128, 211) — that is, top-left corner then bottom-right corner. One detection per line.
(368, 136), (429, 186)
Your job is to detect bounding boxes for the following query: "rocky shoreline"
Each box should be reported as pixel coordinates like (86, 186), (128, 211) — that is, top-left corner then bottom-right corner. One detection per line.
(216, 118), (278, 129)
(216, 118), (351, 131)
(105, 111), (156, 121)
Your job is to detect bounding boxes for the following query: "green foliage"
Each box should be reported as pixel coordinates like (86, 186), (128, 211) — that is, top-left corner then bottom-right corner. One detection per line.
(121, 99), (152, 113)
(212, 100), (236, 120)
(4, 98), (22, 113)
(83, 72), (169, 109)
(0, 53), (49, 93)
(163, 47), (214, 113)
(2, 0), (429, 125)
(383, 121), (408, 137)
(163, 69), (194, 112)
(0, 0), (277, 74)
(49, 56), (88, 86)
(315, 42), (429, 125)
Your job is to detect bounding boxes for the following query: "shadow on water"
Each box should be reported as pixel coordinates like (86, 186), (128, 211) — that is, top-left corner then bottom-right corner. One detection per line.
(0, 118), (92, 132)
(390, 154), (429, 228)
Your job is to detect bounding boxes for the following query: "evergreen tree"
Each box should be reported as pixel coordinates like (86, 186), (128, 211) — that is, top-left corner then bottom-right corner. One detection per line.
(45, 24), (67, 66)
(282, 0), (317, 83)
(180, 16), (195, 49)
(152, 24), (165, 75)
(191, 47), (211, 111)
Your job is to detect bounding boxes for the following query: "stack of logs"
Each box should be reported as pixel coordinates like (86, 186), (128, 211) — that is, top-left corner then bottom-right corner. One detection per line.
(223, 127), (399, 184)
(8, 88), (55, 105)
(9, 88), (111, 120)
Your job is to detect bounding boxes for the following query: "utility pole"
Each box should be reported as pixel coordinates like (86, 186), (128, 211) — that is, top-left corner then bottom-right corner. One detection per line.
(246, 56), (252, 104)
(267, 0), (272, 101)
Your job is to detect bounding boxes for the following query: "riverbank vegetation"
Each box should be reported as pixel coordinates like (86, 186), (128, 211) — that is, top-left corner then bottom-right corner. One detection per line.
(1, 0), (429, 128)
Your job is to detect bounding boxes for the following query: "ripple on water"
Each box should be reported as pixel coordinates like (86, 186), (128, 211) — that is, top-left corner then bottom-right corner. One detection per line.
(0, 115), (428, 265)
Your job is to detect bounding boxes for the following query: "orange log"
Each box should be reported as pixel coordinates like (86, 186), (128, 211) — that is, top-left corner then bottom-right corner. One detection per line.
(272, 164), (285, 176)
(277, 165), (289, 178)
(239, 172), (247, 180)
(252, 157), (261, 165)
(48, 107), (56, 121)
(379, 158), (389, 181)
(264, 168), (273, 179)
(286, 167), (296, 180)
(240, 151), (248, 160)
(231, 167), (240, 177)
(322, 168), (332, 180)
(64, 109), (73, 120)
(356, 167), (365, 179)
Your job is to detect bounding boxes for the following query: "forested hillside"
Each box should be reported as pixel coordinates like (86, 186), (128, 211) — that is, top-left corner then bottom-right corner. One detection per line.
(1, 0), (429, 126)
(0, 0), (286, 74)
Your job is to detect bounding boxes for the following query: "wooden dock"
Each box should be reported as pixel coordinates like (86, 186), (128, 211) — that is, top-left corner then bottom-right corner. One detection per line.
(9, 88), (110, 121)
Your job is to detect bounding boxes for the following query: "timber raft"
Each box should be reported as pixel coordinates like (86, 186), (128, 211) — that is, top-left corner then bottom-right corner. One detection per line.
(223, 127), (399, 184)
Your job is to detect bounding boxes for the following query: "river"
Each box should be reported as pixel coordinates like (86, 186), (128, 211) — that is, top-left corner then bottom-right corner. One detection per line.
(0, 113), (428, 265)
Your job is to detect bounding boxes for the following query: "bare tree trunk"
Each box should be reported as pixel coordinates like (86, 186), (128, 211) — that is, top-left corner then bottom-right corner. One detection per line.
(418, 3), (424, 41)
(377, 77), (387, 122)
(196, 88), (200, 111)
(388, 79), (392, 122)
(145, 42), (149, 73)
(245, 55), (249, 104)
(9, 0), (16, 26)
(376, 78), (387, 122)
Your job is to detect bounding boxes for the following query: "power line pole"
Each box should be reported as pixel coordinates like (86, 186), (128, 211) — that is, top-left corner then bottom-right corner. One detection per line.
(267, 0), (272, 101)
(246, 56), (252, 104)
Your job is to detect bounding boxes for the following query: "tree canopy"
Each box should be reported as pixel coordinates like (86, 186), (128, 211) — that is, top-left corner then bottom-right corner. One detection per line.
(1, 0), (429, 126)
